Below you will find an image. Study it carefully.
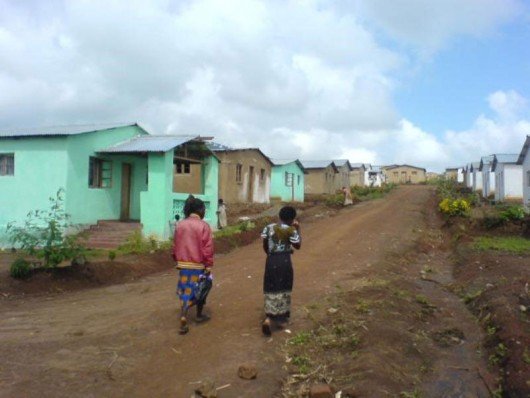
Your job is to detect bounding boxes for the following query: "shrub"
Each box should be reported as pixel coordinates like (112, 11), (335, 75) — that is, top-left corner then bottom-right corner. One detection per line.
(499, 205), (526, 222)
(6, 189), (85, 268)
(108, 251), (116, 261)
(10, 258), (32, 279)
(438, 198), (471, 217)
(325, 193), (345, 207)
(118, 231), (159, 254)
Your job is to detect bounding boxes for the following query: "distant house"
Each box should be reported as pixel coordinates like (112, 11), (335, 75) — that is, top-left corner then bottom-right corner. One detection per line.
(0, 123), (219, 245)
(383, 165), (426, 184)
(211, 147), (272, 204)
(270, 159), (305, 202)
(349, 163), (366, 187)
(445, 167), (464, 183)
(426, 172), (440, 181)
(479, 155), (495, 198)
(300, 160), (338, 194)
(367, 165), (385, 187)
(470, 162), (483, 193)
(516, 135), (530, 208)
(463, 164), (473, 189)
(492, 154), (523, 203)
(332, 159), (353, 191)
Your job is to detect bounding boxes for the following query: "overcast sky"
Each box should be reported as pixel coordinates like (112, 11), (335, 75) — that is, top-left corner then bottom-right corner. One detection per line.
(1, 0), (529, 171)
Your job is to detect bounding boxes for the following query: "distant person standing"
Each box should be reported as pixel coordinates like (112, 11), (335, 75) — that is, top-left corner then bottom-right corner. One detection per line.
(342, 186), (353, 206)
(217, 198), (227, 229)
(173, 196), (214, 335)
(260, 206), (301, 336)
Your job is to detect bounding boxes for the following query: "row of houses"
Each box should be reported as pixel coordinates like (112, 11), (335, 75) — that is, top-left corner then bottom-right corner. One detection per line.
(444, 135), (530, 207)
(0, 123), (428, 244)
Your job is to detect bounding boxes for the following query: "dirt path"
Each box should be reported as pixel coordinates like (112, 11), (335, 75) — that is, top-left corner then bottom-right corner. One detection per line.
(0, 186), (491, 397)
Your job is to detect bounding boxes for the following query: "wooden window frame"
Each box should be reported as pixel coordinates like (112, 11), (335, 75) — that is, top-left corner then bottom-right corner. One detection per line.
(260, 168), (265, 182)
(0, 153), (15, 176)
(89, 157), (113, 188)
(175, 161), (191, 175)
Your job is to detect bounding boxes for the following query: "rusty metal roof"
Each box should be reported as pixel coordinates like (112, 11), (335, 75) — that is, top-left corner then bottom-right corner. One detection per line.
(0, 122), (143, 138)
(99, 135), (199, 153)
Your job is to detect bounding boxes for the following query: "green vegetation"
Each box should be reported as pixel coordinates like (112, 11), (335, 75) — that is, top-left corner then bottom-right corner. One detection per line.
(435, 179), (475, 218)
(351, 183), (396, 201)
(10, 258), (32, 279)
(6, 188), (86, 269)
(213, 220), (255, 238)
(498, 204), (526, 222)
(473, 236), (530, 254)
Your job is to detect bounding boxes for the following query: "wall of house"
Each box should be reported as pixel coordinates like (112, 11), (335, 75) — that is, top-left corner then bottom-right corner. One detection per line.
(522, 152), (530, 208)
(502, 164), (523, 201)
(173, 163), (202, 194)
(65, 126), (148, 225)
(384, 167), (426, 184)
(304, 166), (336, 194)
(481, 167), (496, 198)
(349, 169), (364, 187)
(472, 170), (483, 192)
(270, 163), (305, 202)
(0, 137), (68, 246)
(217, 151), (271, 204)
(335, 165), (351, 191)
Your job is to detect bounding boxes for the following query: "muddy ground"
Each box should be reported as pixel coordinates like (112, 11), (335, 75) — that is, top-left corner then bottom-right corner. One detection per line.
(0, 186), (527, 397)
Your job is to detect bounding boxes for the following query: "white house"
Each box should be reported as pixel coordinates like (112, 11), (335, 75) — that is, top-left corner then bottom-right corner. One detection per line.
(516, 135), (530, 208)
(470, 162), (483, 192)
(479, 155), (495, 198)
(364, 164), (385, 187)
(464, 164), (473, 189)
(492, 154), (523, 203)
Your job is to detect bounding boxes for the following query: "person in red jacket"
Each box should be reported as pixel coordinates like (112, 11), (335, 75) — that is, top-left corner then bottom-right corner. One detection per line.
(173, 196), (214, 335)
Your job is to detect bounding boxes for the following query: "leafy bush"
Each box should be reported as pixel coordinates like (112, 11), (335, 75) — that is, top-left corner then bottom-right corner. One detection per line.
(6, 189), (85, 268)
(325, 193), (345, 207)
(482, 216), (505, 229)
(499, 205), (526, 222)
(118, 230), (159, 254)
(10, 258), (32, 279)
(438, 198), (471, 217)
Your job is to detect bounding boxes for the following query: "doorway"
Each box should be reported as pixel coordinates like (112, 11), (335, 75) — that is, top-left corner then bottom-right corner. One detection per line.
(120, 163), (132, 220)
(248, 166), (254, 202)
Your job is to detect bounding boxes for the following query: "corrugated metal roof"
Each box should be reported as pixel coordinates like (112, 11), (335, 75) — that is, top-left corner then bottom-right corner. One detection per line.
(517, 135), (530, 164)
(99, 135), (198, 153)
(270, 159), (306, 172)
(494, 154), (519, 164)
(350, 163), (365, 169)
(479, 155), (494, 171)
(300, 160), (334, 169)
(206, 142), (232, 151)
(0, 122), (140, 138)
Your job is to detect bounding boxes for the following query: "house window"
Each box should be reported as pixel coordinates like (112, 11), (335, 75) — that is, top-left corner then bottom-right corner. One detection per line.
(236, 164), (242, 183)
(0, 153), (14, 176)
(89, 157), (112, 188)
(527, 171), (530, 187)
(297, 175), (301, 185)
(412, 171), (417, 175)
(260, 168), (265, 182)
(175, 161), (191, 174)
(393, 172), (398, 177)
(285, 171), (289, 185)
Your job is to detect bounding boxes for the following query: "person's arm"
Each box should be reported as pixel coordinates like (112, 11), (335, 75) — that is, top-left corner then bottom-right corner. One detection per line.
(172, 225), (178, 261)
(290, 221), (302, 250)
(261, 226), (269, 255)
(202, 224), (214, 270)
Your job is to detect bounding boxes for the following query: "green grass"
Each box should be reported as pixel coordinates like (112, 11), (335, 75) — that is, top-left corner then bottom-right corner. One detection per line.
(473, 236), (530, 254)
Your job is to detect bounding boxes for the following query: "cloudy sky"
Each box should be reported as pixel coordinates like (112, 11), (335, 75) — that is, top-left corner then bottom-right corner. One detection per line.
(1, 0), (529, 171)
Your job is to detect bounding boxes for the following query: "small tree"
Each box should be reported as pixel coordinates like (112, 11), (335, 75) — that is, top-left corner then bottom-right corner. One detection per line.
(6, 188), (84, 268)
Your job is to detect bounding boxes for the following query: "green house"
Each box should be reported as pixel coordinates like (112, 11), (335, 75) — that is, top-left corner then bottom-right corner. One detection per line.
(0, 123), (219, 246)
(270, 159), (306, 202)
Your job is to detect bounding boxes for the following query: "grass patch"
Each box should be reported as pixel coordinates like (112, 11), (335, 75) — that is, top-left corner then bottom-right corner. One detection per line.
(472, 236), (530, 254)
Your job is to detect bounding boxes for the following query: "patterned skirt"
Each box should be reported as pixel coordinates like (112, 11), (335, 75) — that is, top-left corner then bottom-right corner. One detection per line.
(263, 252), (293, 319)
(177, 269), (203, 310)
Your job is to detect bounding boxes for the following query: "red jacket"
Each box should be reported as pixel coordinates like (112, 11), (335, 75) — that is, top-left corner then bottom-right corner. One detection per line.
(173, 215), (214, 269)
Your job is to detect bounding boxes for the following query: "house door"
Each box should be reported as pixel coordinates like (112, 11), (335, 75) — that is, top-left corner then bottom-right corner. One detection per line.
(120, 163), (132, 220)
(400, 171), (407, 183)
(248, 166), (254, 202)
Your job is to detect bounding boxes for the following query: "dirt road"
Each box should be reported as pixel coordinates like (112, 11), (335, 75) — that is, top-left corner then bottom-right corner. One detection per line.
(0, 186), (487, 397)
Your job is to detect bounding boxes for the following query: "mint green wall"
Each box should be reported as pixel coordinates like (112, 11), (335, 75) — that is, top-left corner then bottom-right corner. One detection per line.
(142, 153), (219, 239)
(270, 162), (305, 202)
(0, 137), (68, 245)
(65, 126), (147, 224)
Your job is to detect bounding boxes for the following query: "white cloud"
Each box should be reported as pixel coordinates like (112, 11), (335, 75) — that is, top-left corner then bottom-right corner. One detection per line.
(0, 1), (527, 173)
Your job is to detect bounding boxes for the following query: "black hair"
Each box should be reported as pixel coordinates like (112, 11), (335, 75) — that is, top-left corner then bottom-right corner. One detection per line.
(184, 195), (206, 218)
(279, 206), (296, 223)
(218, 198), (224, 205)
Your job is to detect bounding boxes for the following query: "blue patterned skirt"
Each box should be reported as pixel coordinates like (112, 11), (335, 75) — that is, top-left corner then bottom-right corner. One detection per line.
(177, 269), (204, 310)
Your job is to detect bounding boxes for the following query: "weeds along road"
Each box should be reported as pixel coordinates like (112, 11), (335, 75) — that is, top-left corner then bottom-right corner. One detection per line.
(1, 186), (433, 398)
